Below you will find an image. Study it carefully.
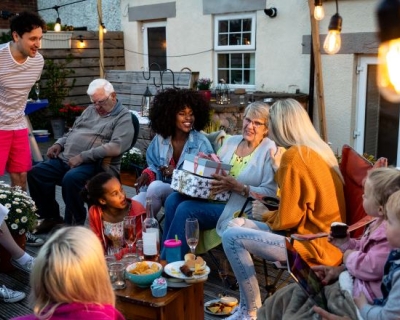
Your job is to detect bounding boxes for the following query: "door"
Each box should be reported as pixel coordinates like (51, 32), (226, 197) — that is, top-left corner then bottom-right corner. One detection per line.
(355, 57), (400, 166)
(143, 22), (167, 69)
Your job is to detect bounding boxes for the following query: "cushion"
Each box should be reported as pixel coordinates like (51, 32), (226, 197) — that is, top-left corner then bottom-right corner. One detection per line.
(339, 145), (372, 238)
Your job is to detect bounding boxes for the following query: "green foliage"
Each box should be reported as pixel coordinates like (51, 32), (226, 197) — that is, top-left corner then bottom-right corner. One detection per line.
(42, 55), (76, 116)
(121, 147), (147, 170)
(0, 32), (12, 44)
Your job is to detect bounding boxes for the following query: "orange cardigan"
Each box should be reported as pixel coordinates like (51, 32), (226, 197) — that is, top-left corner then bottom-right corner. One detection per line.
(89, 198), (146, 259)
(263, 146), (346, 267)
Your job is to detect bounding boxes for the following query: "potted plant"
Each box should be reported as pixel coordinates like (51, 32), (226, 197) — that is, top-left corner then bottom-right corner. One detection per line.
(120, 147), (147, 186)
(58, 103), (86, 128)
(197, 78), (213, 101)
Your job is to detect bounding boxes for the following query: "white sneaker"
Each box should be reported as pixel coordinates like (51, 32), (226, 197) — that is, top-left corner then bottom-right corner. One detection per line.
(224, 306), (257, 320)
(26, 231), (44, 247)
(0, 285), (26, 303)
(11, 256), (35, 273)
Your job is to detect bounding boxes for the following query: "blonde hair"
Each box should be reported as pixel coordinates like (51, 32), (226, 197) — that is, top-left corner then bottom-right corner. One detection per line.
(385, 189), (400, 222)
(269, 98), (342, 180)
(30, 226), (115, 319)
(367, 167), (400, 207)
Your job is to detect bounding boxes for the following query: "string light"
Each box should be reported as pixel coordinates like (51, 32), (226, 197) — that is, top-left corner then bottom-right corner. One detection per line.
(314, 0), (325, 20)
(101, 23), (107, 34)
(323, 0), (342, 55)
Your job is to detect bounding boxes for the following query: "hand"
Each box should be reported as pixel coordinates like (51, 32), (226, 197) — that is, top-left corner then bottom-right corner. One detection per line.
(311, 265), (344, 285)
(252, 200), (269, 221)
(47, 144), (61, 159)
(270, 147), (285, 172)
(68, 155), (83, 168)
(327, 232), (350, 248)
(159, 165), (174, 178)
(134, 173), (149, 193)
(211, 171), (239, 194)
(353, 293), (368, 309)
(312, 306), (352, 320)
(373, 157), (388, 168)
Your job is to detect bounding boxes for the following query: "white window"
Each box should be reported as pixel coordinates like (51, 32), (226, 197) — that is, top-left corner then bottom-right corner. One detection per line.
(214, 14), (256, 87)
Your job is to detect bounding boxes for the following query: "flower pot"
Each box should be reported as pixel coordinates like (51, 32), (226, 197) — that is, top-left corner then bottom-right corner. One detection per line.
(120, 171), (137, 187)
(199, 90), (211, 101)
(0, 233), (26, 273)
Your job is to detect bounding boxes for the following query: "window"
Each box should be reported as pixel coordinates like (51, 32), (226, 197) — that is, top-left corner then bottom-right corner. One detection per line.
(143, 22), (167, 69)
(214, 14), (256, 87)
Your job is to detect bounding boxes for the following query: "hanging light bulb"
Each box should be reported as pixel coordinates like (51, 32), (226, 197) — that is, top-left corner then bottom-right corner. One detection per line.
(323, 13), (342, 54)
(54, 8), (61, 32)
(314, 0), (325, 20)
(376, 0), (400, 102)
(101, 23), (107, 34)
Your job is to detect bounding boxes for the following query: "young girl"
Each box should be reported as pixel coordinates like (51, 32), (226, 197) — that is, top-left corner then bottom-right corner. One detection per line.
(82, 172), (145, 259)
(258, 167), (400, 319)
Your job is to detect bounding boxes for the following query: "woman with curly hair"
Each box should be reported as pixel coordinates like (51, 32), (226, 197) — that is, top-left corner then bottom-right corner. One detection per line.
(133, 88), (213, 216)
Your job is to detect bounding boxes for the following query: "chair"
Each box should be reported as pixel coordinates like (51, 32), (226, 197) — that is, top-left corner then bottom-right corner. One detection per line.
(259, 144), (379, 299)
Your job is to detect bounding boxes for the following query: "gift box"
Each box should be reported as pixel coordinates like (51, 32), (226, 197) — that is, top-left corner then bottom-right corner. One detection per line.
(171, 169), (231, 202)
(182, 153), (231, 178)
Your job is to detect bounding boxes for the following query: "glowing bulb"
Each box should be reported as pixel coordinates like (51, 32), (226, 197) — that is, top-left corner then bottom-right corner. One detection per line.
(314, 5), (325, 20)
(54, 17), (61, 32)
(323, 30), (341, 55)
(377, 39), (400, 102)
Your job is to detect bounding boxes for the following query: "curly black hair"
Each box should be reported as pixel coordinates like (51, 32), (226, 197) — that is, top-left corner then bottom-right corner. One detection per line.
(10, 11), (46, 38)
(149, 88), (211, 138)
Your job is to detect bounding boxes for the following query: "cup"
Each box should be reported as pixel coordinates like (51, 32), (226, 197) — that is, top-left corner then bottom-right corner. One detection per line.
(105, 255), (116, 268)
(136, 239), (144, 261)
(109, 262), (126, 290)
(164, 239), (182, 263)
(121, 253), (140, 269)
(239, 95), (245, 105)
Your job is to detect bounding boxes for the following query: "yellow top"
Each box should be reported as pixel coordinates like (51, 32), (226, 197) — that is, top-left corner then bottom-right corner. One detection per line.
(263, 146), (346, 266)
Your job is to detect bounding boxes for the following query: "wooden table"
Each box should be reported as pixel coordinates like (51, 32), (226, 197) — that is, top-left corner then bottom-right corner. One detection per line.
(115, 280), (204, 320)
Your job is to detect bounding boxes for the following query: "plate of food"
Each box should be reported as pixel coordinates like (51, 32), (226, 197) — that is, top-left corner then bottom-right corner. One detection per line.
(164, 254), (210, 282)
(204, 297), (239, 316)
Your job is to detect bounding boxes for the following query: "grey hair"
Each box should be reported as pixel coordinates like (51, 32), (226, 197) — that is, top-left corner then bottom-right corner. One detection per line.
(244, 101), (271, 127)
(86, 78), (115, 96)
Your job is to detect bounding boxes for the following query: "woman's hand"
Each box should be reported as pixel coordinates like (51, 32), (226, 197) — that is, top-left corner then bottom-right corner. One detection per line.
(311, 265), (345, 285)
(312, 306), (352, 320)
(159, 165), (174, 179)
(270, 147), (285, 172)
(327, 232), (350, 248)
(134, 173), (150, 193)
(211, 171), (241, 194)
(252, 200), (269, 221)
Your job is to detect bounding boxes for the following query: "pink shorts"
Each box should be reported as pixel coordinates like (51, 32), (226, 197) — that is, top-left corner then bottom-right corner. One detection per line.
(0, 129), (32, 175)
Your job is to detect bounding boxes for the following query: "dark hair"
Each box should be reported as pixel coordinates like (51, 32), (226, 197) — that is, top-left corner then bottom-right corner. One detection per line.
(10, 11), (46, 38)
(149, 88), (210, 138)
(80, 172), (115, 207)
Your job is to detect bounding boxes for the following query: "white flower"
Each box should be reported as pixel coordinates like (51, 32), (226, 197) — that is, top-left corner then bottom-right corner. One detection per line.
(19, 228), (25, 235)
(16, 208), (22, 213)
(21, 216), (27, 223)
(5, 203), (11, 208)
(11, 223), (18, 230)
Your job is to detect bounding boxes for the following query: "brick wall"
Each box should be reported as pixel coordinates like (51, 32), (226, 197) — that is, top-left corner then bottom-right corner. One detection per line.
(0, 0), (38, 29)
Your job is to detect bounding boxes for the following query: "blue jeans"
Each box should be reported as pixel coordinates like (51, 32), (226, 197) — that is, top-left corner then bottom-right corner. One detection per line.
(27, 158), (97, 224)
(222, 218), (287, 312)
(160, 192), (225, 260)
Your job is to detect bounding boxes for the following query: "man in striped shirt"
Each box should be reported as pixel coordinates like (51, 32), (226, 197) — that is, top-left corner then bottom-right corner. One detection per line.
(0, 11), (46, 191)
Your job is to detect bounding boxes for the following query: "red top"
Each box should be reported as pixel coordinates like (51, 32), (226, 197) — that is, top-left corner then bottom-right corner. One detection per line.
(89, 198), (145, 260)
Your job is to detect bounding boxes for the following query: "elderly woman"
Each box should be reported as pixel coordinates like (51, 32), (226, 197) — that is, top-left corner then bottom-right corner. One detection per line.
(133, 88), (213, 215)
(222, 98), (346, 320)
(160, 101), (278, 260)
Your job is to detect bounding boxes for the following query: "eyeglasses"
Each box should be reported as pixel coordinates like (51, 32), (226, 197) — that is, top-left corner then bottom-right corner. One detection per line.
(243, 117), (266, 128)
(90, 94), (111, 106)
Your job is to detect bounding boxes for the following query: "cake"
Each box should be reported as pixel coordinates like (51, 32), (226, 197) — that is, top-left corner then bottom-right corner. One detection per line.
(151, 277), (167, 297)
(330, 222), (348, 238)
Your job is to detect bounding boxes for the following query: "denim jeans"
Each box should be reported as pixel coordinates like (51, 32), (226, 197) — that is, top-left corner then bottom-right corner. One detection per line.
(160, 192), (225, 260)
(222, 218), (287, 312)
(27, 158), (97, 224)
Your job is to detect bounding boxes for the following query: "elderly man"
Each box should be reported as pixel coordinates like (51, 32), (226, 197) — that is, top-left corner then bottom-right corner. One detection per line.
(28, 79), (134, 233)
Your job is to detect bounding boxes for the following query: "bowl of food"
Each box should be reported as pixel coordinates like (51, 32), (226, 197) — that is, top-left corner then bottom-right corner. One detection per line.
(126, 261), (163, 288)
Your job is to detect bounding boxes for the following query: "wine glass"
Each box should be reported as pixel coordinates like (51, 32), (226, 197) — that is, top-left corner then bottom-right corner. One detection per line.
(34, 83), (40, 102)
(123, 216), (136, 255)
(218, 259), (229, 297)
(185, 218), (199, 254)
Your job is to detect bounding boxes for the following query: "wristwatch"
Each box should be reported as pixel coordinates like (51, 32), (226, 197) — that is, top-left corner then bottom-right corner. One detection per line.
(241, 184), (248, 197)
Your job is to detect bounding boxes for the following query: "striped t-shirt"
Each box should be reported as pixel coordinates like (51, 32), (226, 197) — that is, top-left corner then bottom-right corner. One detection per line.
(0, 42), (44, 130)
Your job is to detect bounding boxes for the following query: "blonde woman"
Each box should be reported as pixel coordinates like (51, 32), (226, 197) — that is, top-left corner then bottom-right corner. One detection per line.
(12, 226), (124, 320)
(222, 98), (346, 320)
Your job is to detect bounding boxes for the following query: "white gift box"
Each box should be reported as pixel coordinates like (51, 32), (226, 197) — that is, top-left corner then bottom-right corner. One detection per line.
(182, 154), (231, 178)
(171, 169), (231, 202)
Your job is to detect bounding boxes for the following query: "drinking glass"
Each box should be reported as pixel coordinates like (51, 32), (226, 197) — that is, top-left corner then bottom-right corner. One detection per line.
(218, 259), (229, 297)
(35, 83), (40, 102)
(185, 218), (199, 254)
(123, 216), (136, 254)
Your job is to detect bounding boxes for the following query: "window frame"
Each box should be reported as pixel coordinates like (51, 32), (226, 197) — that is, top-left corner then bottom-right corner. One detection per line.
(214, 13), (256, 51)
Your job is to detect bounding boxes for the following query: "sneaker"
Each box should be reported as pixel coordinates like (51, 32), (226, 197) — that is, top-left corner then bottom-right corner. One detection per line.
(11, 256), (35, 273)
(0, 285), (26, 303)
(26, 231), (44, 247)
(224, 306), (256, 320)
